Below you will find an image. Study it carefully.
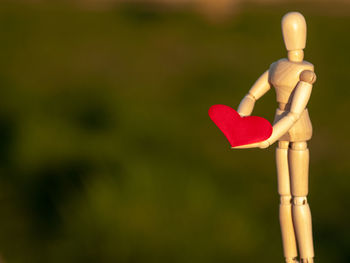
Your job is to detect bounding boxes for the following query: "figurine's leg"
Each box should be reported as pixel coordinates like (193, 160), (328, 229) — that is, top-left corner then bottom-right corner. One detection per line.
(276, 141), (299, 263)
(289, 141), (314, 263)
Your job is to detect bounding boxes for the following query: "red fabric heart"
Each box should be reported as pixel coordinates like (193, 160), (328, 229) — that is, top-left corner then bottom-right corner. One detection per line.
(209, 104), (272, 147)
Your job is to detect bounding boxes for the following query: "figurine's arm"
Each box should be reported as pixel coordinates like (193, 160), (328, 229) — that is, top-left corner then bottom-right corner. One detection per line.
(265, 70), (316, 146)
(234, 70), (316, 149)
(237, 70), (271, 116)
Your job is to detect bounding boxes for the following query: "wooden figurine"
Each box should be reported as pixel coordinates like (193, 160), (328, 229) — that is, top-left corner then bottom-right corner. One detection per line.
(209, 12), (316, 263)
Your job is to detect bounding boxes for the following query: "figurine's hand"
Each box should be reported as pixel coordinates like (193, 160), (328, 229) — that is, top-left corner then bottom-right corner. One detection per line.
(232, 142), (259, 149)
(259, 140), (270, 149)
(237, 94), (255, 117)
(231, 140), (269, 149)
(237, 111), (245, 117)
(237, 108), (249, 117)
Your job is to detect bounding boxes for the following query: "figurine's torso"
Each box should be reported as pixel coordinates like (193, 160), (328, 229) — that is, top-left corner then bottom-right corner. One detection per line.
(269, 58), (314, 107)
(269, 58), (314, 142)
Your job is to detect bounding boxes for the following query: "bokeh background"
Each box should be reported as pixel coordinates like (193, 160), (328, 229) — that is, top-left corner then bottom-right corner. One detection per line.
(0, 0), (349, 262)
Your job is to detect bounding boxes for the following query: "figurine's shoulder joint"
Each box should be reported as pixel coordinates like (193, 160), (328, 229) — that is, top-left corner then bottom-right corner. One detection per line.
(299, 70), (316, 84)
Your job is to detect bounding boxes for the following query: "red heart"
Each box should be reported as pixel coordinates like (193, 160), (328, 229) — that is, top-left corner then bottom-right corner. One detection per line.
(209, 104), (272, 147)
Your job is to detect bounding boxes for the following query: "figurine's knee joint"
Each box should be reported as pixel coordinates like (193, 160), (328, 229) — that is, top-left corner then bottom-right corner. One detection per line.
(290, 141), (307, 150)
(278, 141), (289, 149)
(280, 195), (292, 205)
(293, 196), (308, 205)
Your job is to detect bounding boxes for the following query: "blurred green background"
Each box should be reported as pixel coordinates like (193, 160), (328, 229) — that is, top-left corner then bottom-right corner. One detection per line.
(0, 0), (349, 262)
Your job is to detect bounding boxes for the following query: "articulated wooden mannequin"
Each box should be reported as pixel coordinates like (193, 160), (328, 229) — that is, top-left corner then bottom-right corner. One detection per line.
(235, 12), (316, 263)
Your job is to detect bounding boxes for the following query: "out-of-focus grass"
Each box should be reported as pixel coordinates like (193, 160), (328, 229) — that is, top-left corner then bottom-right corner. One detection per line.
(0, 1), (349, 263)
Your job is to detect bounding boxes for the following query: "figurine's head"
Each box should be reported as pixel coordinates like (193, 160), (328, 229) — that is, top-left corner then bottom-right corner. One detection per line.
(281, 12), (306, 62)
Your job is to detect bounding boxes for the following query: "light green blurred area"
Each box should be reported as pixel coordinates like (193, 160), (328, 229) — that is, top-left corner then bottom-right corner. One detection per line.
(0, 1), (349, 262)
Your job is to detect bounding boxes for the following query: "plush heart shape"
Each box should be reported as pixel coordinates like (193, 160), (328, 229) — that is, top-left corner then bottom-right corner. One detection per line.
(209, 104), (272, 147)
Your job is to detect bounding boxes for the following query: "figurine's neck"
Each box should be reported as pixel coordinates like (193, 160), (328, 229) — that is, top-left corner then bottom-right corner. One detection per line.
(288, 50), (304, 62)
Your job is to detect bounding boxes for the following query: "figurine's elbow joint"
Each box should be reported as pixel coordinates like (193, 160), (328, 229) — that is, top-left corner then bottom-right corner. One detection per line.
(247, 92), (256, 101)
(287, 111), (300, 123)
